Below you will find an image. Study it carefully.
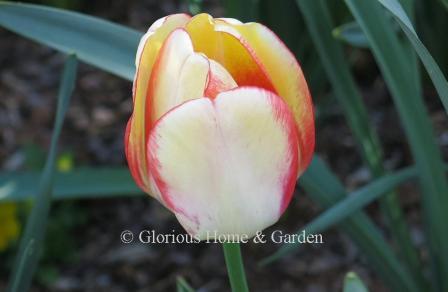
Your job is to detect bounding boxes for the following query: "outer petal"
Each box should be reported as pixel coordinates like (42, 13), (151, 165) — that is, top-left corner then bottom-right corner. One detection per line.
(147, 87), (299, 239)
(213, 19), (315, 173)
(126, 14), (190, 195)
(185, 14), (276, 93)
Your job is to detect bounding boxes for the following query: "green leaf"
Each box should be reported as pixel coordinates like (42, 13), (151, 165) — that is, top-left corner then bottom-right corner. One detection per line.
(332, 22), (369, 48)
(292, 166), (415, 250)
(296, 1), (423, 289)
(7, 55), (78, 292)
(441, 0), (448, 9)
(261, 157), (418, 292)
(0, 1), (141, 81)
(375, 0), (448, 115)
(184, 0), (203, 14)
(345, 0), (448, 289)
(343, 272), (369, 292)
(0, 168), (142, 202)
(176, 276), (195, 292)
(223, 0), (259, 22)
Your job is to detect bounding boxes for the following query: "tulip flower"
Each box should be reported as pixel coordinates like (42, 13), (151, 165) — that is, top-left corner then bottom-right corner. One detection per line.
(125, 13), (315, 240)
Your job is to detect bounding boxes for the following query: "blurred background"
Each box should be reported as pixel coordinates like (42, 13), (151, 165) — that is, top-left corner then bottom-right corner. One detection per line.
(1, 0), (448, 291)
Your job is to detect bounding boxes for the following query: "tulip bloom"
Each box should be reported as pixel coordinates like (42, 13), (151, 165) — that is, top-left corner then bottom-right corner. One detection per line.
(125, 13), (314, 239)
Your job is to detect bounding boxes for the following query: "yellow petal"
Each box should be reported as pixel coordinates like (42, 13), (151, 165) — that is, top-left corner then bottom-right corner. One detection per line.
(185, 14), (276, 93)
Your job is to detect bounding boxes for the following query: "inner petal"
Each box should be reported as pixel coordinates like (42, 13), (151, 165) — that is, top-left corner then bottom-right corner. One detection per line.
(148, 28), (237, 127)
(185, 14), (276, 94)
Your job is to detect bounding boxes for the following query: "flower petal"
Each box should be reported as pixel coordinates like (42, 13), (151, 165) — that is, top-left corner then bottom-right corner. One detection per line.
(148, 29), (237, 126)
(204, 59), (238, 99)
(147, 87), (299, 238)
(213, 19), (315, 172)
(185, 14), (276, 93)
(126, 14), (190, 195)
(148, 29), (208, 125)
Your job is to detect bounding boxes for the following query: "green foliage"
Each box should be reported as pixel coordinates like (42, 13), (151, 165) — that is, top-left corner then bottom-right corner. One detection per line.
(185, 0), (203, 14)
(223, 0), (258, 22)
(379, 0), (448, 115)
(417, 0), (448, 77)
(6, 55), (78, 292)
(343, 272), (369, 292)
(332, 22), (369, 48)
(261, 157), (418, 292)
(176, 276), (196, 292)
(0, 1), (140, 81)
(0, 168), (142, 202)
(35, 202), (86, 286)
(296, 1), (423, 289)
(345, 0), (448, 289)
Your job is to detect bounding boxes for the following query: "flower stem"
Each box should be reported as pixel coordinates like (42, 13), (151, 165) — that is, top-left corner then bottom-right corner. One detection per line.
(222, 242), (249, 292)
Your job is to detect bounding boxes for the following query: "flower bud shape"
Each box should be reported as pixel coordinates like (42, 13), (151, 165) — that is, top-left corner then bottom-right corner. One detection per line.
(125, 13), (315, 239)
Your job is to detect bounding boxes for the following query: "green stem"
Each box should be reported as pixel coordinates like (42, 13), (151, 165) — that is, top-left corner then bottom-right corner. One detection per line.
(222, 243), (249, 292)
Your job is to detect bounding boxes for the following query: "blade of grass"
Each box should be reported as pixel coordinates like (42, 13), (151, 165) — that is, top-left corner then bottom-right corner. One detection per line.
(345, 0), (448, 289)
(376, 0), (448, 115)
(223, 243), (249, 292)
(176, 276), (195, 292)
(0, 168), (142, 201)
(7, 54), (77, 292)
(0, 1), (141, 81)
(261, 157), (418, 292)
(296, 0), (424, 289)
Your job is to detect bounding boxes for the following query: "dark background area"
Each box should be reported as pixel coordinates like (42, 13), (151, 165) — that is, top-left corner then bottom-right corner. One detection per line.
(1, 0), (448, 291)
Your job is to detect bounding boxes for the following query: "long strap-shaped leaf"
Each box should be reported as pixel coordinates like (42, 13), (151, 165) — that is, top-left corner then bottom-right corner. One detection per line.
(376, 0), (448, 115)
(7, 55), (77, 292)
(0, 1), (140, 81)
(263, 165), (416, 260)
(176, 276), (196, 292)
(0, 168), (142, 201)
(261, 157), (418, 292)
(0, 161), (427, 201)
(344, 1), (448, 290)
(295, 0), (424, 289)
